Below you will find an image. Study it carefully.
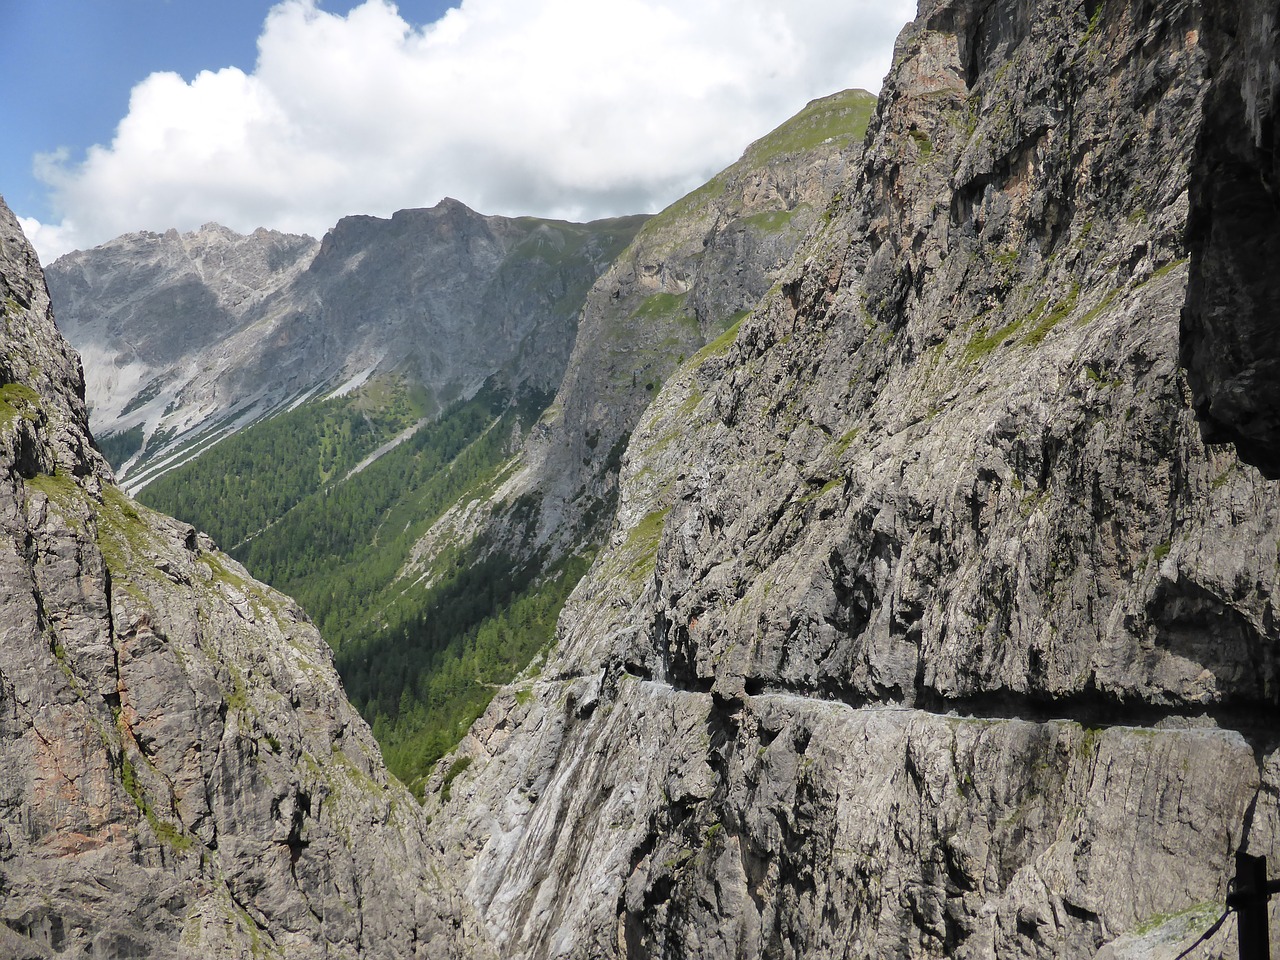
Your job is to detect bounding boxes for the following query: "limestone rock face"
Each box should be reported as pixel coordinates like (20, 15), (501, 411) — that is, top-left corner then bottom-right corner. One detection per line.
(46, 203), (643, 485)
(45, 224), (319, 476)
(0, 199), (460, 958)
(424, 2), (1280, 958)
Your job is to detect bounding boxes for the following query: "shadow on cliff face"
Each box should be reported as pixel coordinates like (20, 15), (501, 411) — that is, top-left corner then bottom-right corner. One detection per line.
(1182, 0), (1280, 476)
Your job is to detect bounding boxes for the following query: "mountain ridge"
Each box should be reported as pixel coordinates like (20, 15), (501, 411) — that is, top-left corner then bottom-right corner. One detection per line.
(47, 202), (645, 487)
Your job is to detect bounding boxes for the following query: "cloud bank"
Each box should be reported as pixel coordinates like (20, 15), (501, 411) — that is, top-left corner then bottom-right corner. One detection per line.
(24, 0), (914, 263)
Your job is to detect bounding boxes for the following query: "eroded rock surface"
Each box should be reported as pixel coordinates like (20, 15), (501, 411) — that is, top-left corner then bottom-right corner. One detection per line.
(425, 2), (1280, 958)
(7, 0), (1280, 957)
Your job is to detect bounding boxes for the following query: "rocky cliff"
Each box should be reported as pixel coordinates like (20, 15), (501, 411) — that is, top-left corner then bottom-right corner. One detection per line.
(403, 89), (877, 583)
(0, 199), (461, 958)
(504, 89), (877, 557)
(422, 1), (1280, 958)
(47, 203), (644, 486)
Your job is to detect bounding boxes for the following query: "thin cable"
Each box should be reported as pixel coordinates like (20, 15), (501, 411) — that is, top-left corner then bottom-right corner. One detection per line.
(1171, 908), (1232, 960)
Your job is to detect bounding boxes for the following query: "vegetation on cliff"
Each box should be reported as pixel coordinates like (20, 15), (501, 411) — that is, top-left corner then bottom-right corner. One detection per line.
(129, 91), (880, 792)
(138, 378), (580, 788)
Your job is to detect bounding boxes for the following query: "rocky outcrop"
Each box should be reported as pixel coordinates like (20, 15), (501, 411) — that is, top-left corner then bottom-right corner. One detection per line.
(424, 2), (1280, 958)
(404, 89), (877, 582)
(277, 201), (645, 409)
(47, 203), (644, 485)
(0, 198), (457, 957)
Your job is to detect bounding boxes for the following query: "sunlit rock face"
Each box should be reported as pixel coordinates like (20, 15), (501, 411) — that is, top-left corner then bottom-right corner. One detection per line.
(419, 1), (1280, 958)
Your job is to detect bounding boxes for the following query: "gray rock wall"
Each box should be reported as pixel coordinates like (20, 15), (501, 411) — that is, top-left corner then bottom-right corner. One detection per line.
(6, 0), (1280, 956)
(45, 224), (319, 470)
(425, 1), (1280, 958)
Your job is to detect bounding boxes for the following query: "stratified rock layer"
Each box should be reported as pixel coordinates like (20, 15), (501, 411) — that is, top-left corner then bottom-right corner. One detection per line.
(0, 199), (460, 958)
(426, 1), (1280, 958)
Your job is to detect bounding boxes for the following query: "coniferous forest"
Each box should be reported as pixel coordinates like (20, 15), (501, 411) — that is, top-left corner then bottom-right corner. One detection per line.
(140, 377), (586, 791)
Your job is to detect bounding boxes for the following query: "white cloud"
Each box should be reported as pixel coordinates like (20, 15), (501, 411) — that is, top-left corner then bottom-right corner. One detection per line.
(26, 0), (914, 263)
(17, 215), (80, 264)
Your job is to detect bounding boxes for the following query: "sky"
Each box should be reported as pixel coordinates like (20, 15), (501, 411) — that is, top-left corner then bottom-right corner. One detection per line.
(0, 0), (915, 264)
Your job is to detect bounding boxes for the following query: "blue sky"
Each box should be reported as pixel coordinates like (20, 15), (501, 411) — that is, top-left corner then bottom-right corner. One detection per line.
(1, 1), (453, 219)
(1, 0), (913, 262)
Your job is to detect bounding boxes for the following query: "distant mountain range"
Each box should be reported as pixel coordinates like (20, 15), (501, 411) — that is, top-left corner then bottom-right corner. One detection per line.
(46, 201), (646, 487)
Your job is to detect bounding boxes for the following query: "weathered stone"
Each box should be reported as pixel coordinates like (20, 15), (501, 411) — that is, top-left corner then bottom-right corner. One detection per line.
(403, 90), (877, 594)
(423, 2), (1280, 958)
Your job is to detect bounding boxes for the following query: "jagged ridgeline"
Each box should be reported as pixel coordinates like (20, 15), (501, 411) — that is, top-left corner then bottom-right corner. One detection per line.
(100, 88), (878, 793)
(47, 205), (648, 486)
